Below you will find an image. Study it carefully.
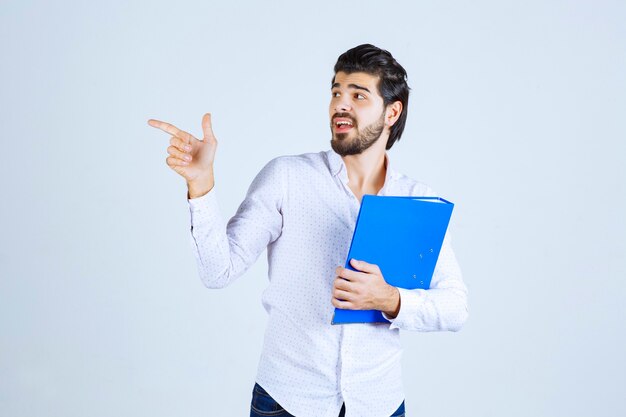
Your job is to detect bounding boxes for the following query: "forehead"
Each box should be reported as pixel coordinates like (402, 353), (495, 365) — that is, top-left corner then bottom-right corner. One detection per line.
(332, 71), (380, 92)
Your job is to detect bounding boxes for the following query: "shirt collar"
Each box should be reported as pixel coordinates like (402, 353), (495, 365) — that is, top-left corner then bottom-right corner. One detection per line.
(325, 149), (398, 184)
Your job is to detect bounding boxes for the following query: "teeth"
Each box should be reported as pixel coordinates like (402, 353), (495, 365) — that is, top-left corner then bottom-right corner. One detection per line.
(336, 121), (353, 126)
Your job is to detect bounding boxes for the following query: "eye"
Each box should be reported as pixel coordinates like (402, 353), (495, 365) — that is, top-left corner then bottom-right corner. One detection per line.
(332, 91), (340, 98)
(355, 93), (366, 100)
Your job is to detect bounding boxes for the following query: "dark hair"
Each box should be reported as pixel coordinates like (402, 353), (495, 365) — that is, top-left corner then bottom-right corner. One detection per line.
(333, 44), (410, 150)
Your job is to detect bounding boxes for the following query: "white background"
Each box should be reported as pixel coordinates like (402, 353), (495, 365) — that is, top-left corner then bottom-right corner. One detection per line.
(1, 1), (625, 416)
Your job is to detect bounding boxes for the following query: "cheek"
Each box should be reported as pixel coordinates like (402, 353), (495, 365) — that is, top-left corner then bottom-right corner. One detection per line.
(329, 102), (337, 117)
(356, 103), (378, 117)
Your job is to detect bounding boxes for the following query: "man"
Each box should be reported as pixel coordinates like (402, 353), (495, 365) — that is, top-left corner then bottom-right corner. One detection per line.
(148, 44), (468, 417)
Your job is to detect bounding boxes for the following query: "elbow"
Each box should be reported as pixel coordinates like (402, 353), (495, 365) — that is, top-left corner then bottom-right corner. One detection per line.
(446, 294), (469, 332)
(447, 306), (469, 332)
(201, 278), (229, 289)
(199, 268), (232, 289)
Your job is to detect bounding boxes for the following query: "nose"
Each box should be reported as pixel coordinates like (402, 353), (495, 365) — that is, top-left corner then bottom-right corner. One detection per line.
(334, 96), (352, 113)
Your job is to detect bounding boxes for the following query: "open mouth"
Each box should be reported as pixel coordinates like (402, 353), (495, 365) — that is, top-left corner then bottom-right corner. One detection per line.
(333, 118), (354, 133)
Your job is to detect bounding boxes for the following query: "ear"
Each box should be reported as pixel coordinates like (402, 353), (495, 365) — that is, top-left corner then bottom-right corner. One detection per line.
(385, 101), (403, 127)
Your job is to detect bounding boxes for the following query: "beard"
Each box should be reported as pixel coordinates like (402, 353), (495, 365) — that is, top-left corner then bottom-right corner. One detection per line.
(330, 111), (385, 156)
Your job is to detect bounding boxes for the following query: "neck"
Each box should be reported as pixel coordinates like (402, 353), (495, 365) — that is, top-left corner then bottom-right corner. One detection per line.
(341, 140), (388, 193)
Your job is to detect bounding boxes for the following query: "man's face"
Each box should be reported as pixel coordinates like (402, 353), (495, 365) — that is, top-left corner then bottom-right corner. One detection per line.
(329, 71), (387, 156)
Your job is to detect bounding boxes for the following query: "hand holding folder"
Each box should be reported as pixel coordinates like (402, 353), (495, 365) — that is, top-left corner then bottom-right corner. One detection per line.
(331, 195), (454, 324)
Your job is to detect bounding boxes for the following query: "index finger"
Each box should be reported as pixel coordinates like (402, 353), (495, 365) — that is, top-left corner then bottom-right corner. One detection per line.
(147, 119), (195, 143)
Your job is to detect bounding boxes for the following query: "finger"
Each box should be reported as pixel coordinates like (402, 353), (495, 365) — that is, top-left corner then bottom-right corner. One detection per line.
(148, 119), (196, 144)
(332, 288), (354, 301)
(332, 297), (354, 310)
(167, 145), (192, 163)
(336, 267), (362, 282)
(333, 277), (353, 292)
(349, 258), (381, 274)
(169, 136), (193, 153)
(201, 113), (215, 141)
(166, 155), (190, 167)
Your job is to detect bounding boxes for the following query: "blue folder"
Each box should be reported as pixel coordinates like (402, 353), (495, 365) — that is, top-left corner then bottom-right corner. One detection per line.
(331, 195), (454, 324)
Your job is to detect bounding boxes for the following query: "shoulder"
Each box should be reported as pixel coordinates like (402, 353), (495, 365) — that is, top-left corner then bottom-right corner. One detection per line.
(391, 170), (438, 197)
(260, 150), (329, 175)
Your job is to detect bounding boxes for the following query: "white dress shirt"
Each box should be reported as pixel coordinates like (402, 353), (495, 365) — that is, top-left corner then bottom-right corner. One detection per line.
(188, 149), (468, 417)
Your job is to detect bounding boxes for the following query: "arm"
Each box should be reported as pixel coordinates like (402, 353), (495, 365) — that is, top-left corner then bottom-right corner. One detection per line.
(332, 235), (468, 332)
(382, 232), (469, 331)
(188, 158), (284, 289)
(147, 114), (283, 290)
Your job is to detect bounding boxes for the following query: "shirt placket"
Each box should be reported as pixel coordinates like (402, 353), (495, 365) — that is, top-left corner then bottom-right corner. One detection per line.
(335, 168), (361, 406)
(339, 320), (357, 404)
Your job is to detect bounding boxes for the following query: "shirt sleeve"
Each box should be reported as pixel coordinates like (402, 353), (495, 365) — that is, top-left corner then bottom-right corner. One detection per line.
(382, 231), (469, 331)
(188, 157), (284, 289)
(381, 184), (469, 331)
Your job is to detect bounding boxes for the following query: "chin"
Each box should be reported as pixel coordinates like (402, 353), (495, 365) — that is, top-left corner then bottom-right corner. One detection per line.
(331, 139), (361, 157)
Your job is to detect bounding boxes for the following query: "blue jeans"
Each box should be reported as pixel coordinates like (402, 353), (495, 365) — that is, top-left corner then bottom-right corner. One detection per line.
(250, 382), (406, 417)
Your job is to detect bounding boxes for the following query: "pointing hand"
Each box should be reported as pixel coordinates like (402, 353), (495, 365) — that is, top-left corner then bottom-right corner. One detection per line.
(148, 113), (217, 197)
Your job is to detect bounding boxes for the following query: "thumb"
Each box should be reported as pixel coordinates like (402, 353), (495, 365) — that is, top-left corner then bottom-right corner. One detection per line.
(202, 113), (216, 141)
(350, 258), (381, 274)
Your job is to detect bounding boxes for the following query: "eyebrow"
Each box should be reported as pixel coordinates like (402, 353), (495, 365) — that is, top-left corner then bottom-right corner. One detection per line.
(331, 82), (371, 93)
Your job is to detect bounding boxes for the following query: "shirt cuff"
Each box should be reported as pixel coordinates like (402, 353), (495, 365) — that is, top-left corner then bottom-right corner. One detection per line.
(188, 187), (221, 227)
(382, 287), (427, 330)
